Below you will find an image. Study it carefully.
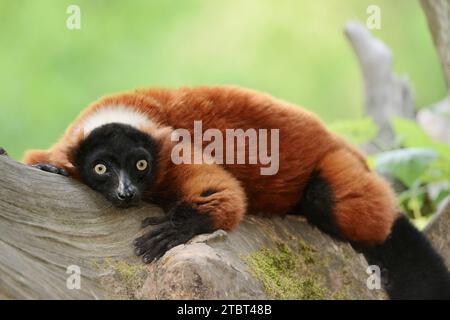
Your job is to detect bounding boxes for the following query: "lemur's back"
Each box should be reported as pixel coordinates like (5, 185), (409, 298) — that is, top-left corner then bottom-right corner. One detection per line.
(136, 86), (360, 214)
(24, 86), (368, 215)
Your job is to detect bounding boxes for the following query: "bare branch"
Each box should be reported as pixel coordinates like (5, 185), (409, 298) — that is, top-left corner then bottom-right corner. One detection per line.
(344, 21), (415, 149)
(0, 155), (397, 299)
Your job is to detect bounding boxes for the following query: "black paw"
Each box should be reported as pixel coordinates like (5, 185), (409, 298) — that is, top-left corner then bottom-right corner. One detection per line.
(32, 163), (69, 177)
(134, 203), (213, 263)
(141, 215), (170, 228)
(0, 147), (8, 156)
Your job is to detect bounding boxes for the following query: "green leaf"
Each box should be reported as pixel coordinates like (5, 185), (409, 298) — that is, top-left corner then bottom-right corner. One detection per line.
(391, 118), (434, 147)
(328, 118), (377, 145)
(392, 117), (450, 163)
(375, 148), (438, 187)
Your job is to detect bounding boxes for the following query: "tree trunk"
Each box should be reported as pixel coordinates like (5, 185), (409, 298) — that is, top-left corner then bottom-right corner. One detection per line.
(421, 0), (450, 90)
(0, 155), (448, 299)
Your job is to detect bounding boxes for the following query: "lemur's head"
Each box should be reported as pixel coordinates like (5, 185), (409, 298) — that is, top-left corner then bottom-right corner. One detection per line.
(74, 123), (158, 208)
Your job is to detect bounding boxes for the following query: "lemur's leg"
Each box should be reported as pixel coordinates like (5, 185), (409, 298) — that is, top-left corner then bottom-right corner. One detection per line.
(298, 148), (397, 244)
(23, 150), (69, 177)
(0, 147), (8, 156)
(134, 163), (246, 263)
(296, 148), (450, 299)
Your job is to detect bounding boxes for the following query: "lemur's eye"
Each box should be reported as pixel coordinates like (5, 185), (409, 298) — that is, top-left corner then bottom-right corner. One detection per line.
(94, 164), (107, 175)
(136, 159), (148, 171)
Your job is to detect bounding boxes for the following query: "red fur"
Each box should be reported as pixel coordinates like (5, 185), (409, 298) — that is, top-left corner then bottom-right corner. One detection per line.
(316, 149), (397, 244)
(23, 86), (399, 244)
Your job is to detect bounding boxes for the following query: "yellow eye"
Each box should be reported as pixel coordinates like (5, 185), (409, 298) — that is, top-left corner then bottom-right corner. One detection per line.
(94, 164), (107, 175)
(136, 159), (148, 171)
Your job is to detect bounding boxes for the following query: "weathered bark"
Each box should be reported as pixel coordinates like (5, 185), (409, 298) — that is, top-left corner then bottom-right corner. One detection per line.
(0, 154), (154, 299)
(421, 0), (450, 90)
(417, 96), (450, 145)
(416, 2), (450, 268)
(424, 196), (450, 267)
(419, 1), (450, 145)
(344, 21), (415, 150)
(0, 155), (448, 299)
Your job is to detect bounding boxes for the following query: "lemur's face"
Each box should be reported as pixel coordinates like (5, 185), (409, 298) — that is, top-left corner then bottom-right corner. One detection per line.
(75, 123), (158, 208)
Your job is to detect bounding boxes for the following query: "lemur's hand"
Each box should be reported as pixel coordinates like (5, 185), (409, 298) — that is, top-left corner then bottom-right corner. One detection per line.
(31, 163), (69, 177)
(0, 147), (8, 156)
(134, 203), (213, 263)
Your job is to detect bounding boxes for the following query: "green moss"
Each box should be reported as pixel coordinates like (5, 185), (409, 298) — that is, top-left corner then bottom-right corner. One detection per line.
(298, 240), (317, 265)
(244, 241), (328, 299)
(245, 240), (356, 299)
(108, 260), (147, 284)
(97, 259), (148, 299)
(331, 289), (351, 300)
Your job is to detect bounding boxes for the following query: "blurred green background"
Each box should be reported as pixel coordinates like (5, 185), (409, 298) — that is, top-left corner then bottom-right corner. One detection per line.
(0, 0), (447, 159)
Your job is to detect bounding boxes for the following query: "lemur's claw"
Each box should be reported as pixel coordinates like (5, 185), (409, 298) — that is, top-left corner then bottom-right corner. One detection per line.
(134, 203), (213, 263)
(32, 163), (69, 177)
(0, 147), (8, 156)
(141, 215), (169, 228)
(134, 221), (181, 263)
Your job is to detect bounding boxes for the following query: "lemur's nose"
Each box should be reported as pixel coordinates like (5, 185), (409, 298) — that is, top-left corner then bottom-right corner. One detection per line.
(117, 171), (137, 201)
(117, 185), (137, 201)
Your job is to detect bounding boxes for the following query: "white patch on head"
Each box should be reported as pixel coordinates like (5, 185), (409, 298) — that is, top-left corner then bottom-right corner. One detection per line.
(82, 105), (152, 136)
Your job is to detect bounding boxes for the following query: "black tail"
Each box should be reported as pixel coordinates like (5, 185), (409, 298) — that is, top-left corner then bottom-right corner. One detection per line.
(361, 216), (450, 300)
(294, 169), (450, 299)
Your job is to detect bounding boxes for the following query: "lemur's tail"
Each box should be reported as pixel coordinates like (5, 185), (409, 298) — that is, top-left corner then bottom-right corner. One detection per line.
(293, 162), (450, 299)
(360, 215), (450, 300)
(294, 148), (450, 299)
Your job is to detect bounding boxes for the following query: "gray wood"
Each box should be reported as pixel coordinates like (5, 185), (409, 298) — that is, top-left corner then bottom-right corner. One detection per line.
(421, 0), (450, 89)
(344, 21), (415, 150)
(0, 155), (448, 299)
(0, 154), (158, 299)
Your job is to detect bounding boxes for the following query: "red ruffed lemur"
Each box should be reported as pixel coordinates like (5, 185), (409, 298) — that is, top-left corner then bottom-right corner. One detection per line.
(21, 86), (449, 299)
